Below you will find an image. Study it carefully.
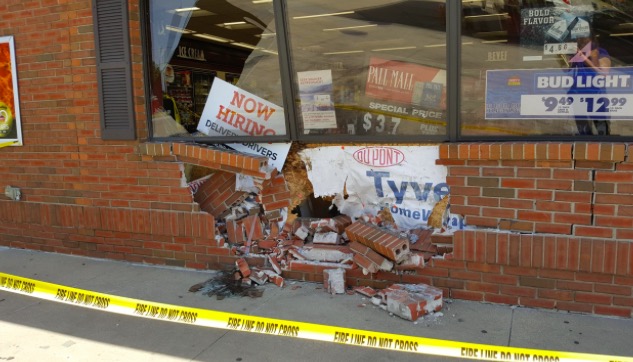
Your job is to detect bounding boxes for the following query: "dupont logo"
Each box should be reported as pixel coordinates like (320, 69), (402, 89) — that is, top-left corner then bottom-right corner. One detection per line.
(353, 147), (405, 167)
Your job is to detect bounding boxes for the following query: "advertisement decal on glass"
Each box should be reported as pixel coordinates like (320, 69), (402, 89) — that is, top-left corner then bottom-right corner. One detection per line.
(361, 57), (446, 135)
(197, 78), (285, 137)
(0, 36), (22, 146)
(297, 70), (337, 130)
(520, 6), (593, 54)
(196, 78), (289, 171)
(485, 67), (633, 120)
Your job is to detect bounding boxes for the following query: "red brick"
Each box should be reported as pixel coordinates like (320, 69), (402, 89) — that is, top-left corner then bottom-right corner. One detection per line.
(242, 215), (265, 242)
(521, 298), (556, 310)
(448, 269), (481, 281)
(557, 301), (593, 314)
(416, 267), (450, 278)
(575, 292), (612, 305)
(594, 305), (632, 318)
(451, 290), (484, 301)
(574, 226), (614, 239)
(594, 283), (631, 296)
(615, 275), (633, 286)
(575, 272), (612, 284)
(345, 221), (409, 263)
(614, 296), (633, 307)
(352, 253), (378, 274)
(504, 266), (538, 277)
(538, 289), (574, 301)
(484, 294), (518, 305)
(466, 262), (501, 274)
(499, 285), (536, 298)
(288, 261), (317, 273)
(225, 220), (245, 244)
(400, 273), (432, 285)
(465, 281), (499, 294)
(482, 274), (517, 285)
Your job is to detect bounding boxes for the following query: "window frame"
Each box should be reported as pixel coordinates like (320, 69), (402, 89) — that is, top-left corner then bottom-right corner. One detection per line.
(140, 1), (633, 144)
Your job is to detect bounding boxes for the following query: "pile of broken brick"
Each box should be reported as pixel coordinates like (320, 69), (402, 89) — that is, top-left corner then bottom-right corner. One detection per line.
(216, 214), (451, 321)
(191, 168), (451, 321)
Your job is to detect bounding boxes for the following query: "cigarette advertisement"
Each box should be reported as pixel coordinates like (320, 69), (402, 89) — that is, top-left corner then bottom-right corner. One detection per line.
(360, 57), (446, 135)
(0, 36), (22, 147)
(520, 6), (593, 55)
(365, 57), (446, 107)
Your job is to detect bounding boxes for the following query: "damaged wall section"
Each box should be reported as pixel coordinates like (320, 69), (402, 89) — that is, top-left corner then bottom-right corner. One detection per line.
(2, 141), (631, 319)
(142, 141), (633, 319)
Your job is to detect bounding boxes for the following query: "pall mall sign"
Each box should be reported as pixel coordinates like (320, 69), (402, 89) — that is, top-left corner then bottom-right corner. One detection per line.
(353, 147), (405, 167)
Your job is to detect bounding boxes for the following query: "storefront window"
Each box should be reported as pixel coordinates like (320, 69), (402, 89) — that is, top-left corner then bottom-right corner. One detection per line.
(461, 0), (633, 137)
(148, 1), (287, 139)
(284, 0), (448, 138)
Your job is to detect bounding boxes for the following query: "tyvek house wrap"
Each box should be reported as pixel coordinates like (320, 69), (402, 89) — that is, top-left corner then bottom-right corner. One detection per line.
(299, 146), (464, 231)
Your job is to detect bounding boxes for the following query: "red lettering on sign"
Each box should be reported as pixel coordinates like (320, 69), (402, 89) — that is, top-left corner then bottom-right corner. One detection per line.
(353, 147), (405, 167)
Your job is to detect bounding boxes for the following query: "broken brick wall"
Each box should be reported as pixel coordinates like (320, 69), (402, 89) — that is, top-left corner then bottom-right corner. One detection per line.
(1, 0), (630, 320)
(0, 141), (266, 268)
(437, 143), (633, 318)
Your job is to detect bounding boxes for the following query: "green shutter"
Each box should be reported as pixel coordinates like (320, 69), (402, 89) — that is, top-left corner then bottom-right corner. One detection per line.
(93, 0), (136, 140)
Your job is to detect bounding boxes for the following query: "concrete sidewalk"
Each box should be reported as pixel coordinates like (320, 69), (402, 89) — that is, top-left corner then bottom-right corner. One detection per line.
(1, 246), (632, 361)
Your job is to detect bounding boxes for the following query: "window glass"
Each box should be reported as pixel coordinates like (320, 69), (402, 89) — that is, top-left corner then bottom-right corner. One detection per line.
(285, 1), (448, 138)
(148, 0), (286, 138)
(461, 0), (633, 137)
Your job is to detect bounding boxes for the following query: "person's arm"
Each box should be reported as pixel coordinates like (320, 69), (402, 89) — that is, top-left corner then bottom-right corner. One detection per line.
(580, 48), (611, 74)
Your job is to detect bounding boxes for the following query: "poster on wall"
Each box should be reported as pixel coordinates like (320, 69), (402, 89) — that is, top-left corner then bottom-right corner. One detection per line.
(196, 78), (290, 171)
(300, 146), (464, 231)
(485, 67), (633, 120)
(0, 36), (22, 147)
(359, 56), (446, 135)
(519, 5), (593, 56)
(297, 70), (337, 130)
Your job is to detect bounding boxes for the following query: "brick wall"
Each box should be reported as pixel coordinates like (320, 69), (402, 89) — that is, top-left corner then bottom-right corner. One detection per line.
(433, 143), (633, 318)
(0, 141), (271, 269)
(0, 2), (631, 318)
(439, 143), (630, 238)
(0, 0), (152, 208)
(0, 2), (234, 269)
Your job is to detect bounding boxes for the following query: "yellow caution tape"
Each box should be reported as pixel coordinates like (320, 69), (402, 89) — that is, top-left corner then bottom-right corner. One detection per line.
(1, 271), (630, 362)
(0, 140), (17, 148)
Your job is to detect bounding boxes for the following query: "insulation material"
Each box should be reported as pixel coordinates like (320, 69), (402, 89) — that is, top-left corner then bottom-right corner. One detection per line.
(300, 146), (464, 230)
(282, 143), (314, 212)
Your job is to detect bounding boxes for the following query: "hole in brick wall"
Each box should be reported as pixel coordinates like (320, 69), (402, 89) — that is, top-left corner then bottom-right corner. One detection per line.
(185, 164), (214, 183)
(292, 193), (341, 218)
